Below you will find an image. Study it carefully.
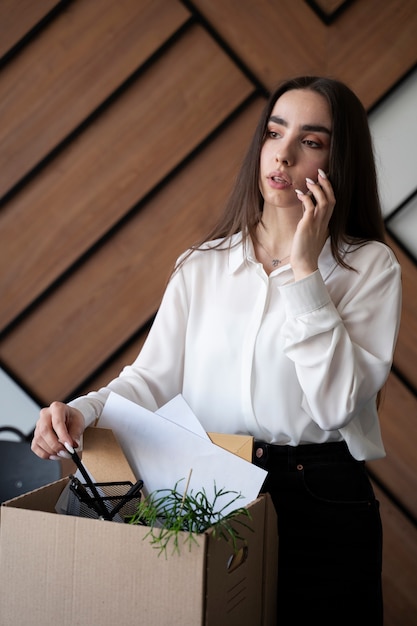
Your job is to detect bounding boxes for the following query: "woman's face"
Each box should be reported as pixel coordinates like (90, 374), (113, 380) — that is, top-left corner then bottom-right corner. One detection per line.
(259, 88), (332, 210)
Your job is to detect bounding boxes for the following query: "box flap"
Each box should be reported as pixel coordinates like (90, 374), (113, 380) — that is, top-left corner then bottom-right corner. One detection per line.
(207, 433), (253, 462)
(1, 478), (68, 512)
(82, 427), (136, 483)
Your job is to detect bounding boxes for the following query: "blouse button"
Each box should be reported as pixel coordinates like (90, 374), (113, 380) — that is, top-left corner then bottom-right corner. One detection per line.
(255, 447), (264, 458)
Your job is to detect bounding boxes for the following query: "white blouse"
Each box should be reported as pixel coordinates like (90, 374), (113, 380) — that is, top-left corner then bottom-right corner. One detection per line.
(70, 233), (402, 461)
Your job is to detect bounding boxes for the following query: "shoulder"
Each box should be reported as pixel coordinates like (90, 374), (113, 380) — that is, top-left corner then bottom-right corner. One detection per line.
(344, 239), (401, 272)
(323, 239), (402, 309)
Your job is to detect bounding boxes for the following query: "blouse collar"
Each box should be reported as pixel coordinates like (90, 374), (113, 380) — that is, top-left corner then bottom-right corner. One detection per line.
(228, 231), (340, 280)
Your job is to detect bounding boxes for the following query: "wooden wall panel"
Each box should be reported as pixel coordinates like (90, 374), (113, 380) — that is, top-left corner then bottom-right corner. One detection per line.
(0, 23), (253, 332)
(0, 0), (59, 59)
(0, 0), (190, 198)
(327, 0), (417, 107)
(368, 373), (417, 519)
(1, 1), (416, 622)
(76, 331), (150, 400)
(387, 235), (417, 390)
(192, 0), (417, 106)
(375, 484), (417, 626)
(192, 0), (327, 84)
(0, 100), (264, 400)
(312, 0), (347, 14)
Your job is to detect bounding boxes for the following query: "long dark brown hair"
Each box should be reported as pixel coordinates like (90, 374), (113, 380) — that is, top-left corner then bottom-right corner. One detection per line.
(177, 76), (386, 269)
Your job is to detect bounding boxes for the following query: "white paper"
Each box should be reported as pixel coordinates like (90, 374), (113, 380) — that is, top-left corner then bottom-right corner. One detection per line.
(98, 392), (267, 516)
(156, 394), (209, 440)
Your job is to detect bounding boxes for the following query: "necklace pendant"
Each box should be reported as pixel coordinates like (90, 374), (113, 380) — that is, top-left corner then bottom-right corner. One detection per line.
(272, 258), (281, 267)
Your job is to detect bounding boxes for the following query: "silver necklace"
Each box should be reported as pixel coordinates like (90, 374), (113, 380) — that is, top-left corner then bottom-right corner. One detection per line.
(257, 239), (290, 268)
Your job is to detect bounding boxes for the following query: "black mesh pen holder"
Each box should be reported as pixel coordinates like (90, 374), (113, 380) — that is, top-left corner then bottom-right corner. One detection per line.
(68, 475), (143, 522)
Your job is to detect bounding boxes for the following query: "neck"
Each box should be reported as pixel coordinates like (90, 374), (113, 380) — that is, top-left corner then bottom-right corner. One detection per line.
(253, 203), (302, 271)
(255, 220), (294, 256)
(260, 201), (302, 236)
(253, 226), (291, 273)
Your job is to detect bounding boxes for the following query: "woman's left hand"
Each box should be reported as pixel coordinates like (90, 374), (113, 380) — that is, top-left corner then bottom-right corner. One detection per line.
(291, 169), (335, 280)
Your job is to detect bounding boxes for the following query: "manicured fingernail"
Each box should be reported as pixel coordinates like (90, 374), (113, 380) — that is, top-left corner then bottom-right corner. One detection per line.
(305, 177), (315, 185)
(49, 455), (61, 461)
(318, 169), (327, 179)
(64, 441), (75, 454)
(57, 450), (72, 459)
(295, 189), (304, 196)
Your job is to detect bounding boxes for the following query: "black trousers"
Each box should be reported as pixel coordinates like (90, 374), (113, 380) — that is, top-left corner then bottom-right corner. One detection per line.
(253, 441), (383, 626)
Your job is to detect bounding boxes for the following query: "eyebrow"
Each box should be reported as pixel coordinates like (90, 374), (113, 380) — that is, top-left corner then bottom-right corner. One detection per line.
(269, 115), (331, 135)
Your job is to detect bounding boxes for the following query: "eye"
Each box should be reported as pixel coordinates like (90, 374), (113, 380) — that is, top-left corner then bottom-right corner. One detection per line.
(267, 129), (279, 139)
(303, 139), (321, 148)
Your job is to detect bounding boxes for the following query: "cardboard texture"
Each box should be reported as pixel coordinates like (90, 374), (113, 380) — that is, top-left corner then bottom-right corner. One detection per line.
(82, 426), (137, 483)
(0, 428), (278, 626)
(207, 432), (254, 462)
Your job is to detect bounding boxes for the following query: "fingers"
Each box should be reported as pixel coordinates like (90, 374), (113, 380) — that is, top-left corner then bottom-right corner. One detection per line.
(291, 169), (335, 281)
(295, 169), (334, 209)
(31, 402), (85, 460)
(303, 169), (335, 215)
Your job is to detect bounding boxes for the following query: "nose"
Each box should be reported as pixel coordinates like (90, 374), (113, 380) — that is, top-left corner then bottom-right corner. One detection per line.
(272, 133), (295, 166)
(275, 146), (292, 166)
(276, 154), (290, 165)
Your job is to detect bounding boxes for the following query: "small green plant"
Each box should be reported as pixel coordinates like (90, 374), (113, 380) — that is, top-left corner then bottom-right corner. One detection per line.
(126, 479), (252, 557)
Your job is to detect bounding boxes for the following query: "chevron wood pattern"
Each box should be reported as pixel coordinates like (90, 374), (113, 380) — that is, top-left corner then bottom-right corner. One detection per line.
(1, 1), (416, 622)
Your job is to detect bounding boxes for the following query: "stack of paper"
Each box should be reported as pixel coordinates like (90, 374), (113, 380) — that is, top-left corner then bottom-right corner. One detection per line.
(98, 392), (267, 516)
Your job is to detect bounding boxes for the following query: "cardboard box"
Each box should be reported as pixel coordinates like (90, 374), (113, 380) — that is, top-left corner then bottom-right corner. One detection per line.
(0, 428), (278, 626)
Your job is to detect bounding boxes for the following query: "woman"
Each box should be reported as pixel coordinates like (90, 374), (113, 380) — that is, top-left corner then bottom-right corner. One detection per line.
(32, 76), (401, 624)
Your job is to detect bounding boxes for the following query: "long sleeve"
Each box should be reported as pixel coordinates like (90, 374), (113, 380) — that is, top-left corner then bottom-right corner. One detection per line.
(279, 241), (402, 431)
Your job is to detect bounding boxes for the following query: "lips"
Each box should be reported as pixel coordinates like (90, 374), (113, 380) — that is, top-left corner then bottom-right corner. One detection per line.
(268, 171), (292, 186)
